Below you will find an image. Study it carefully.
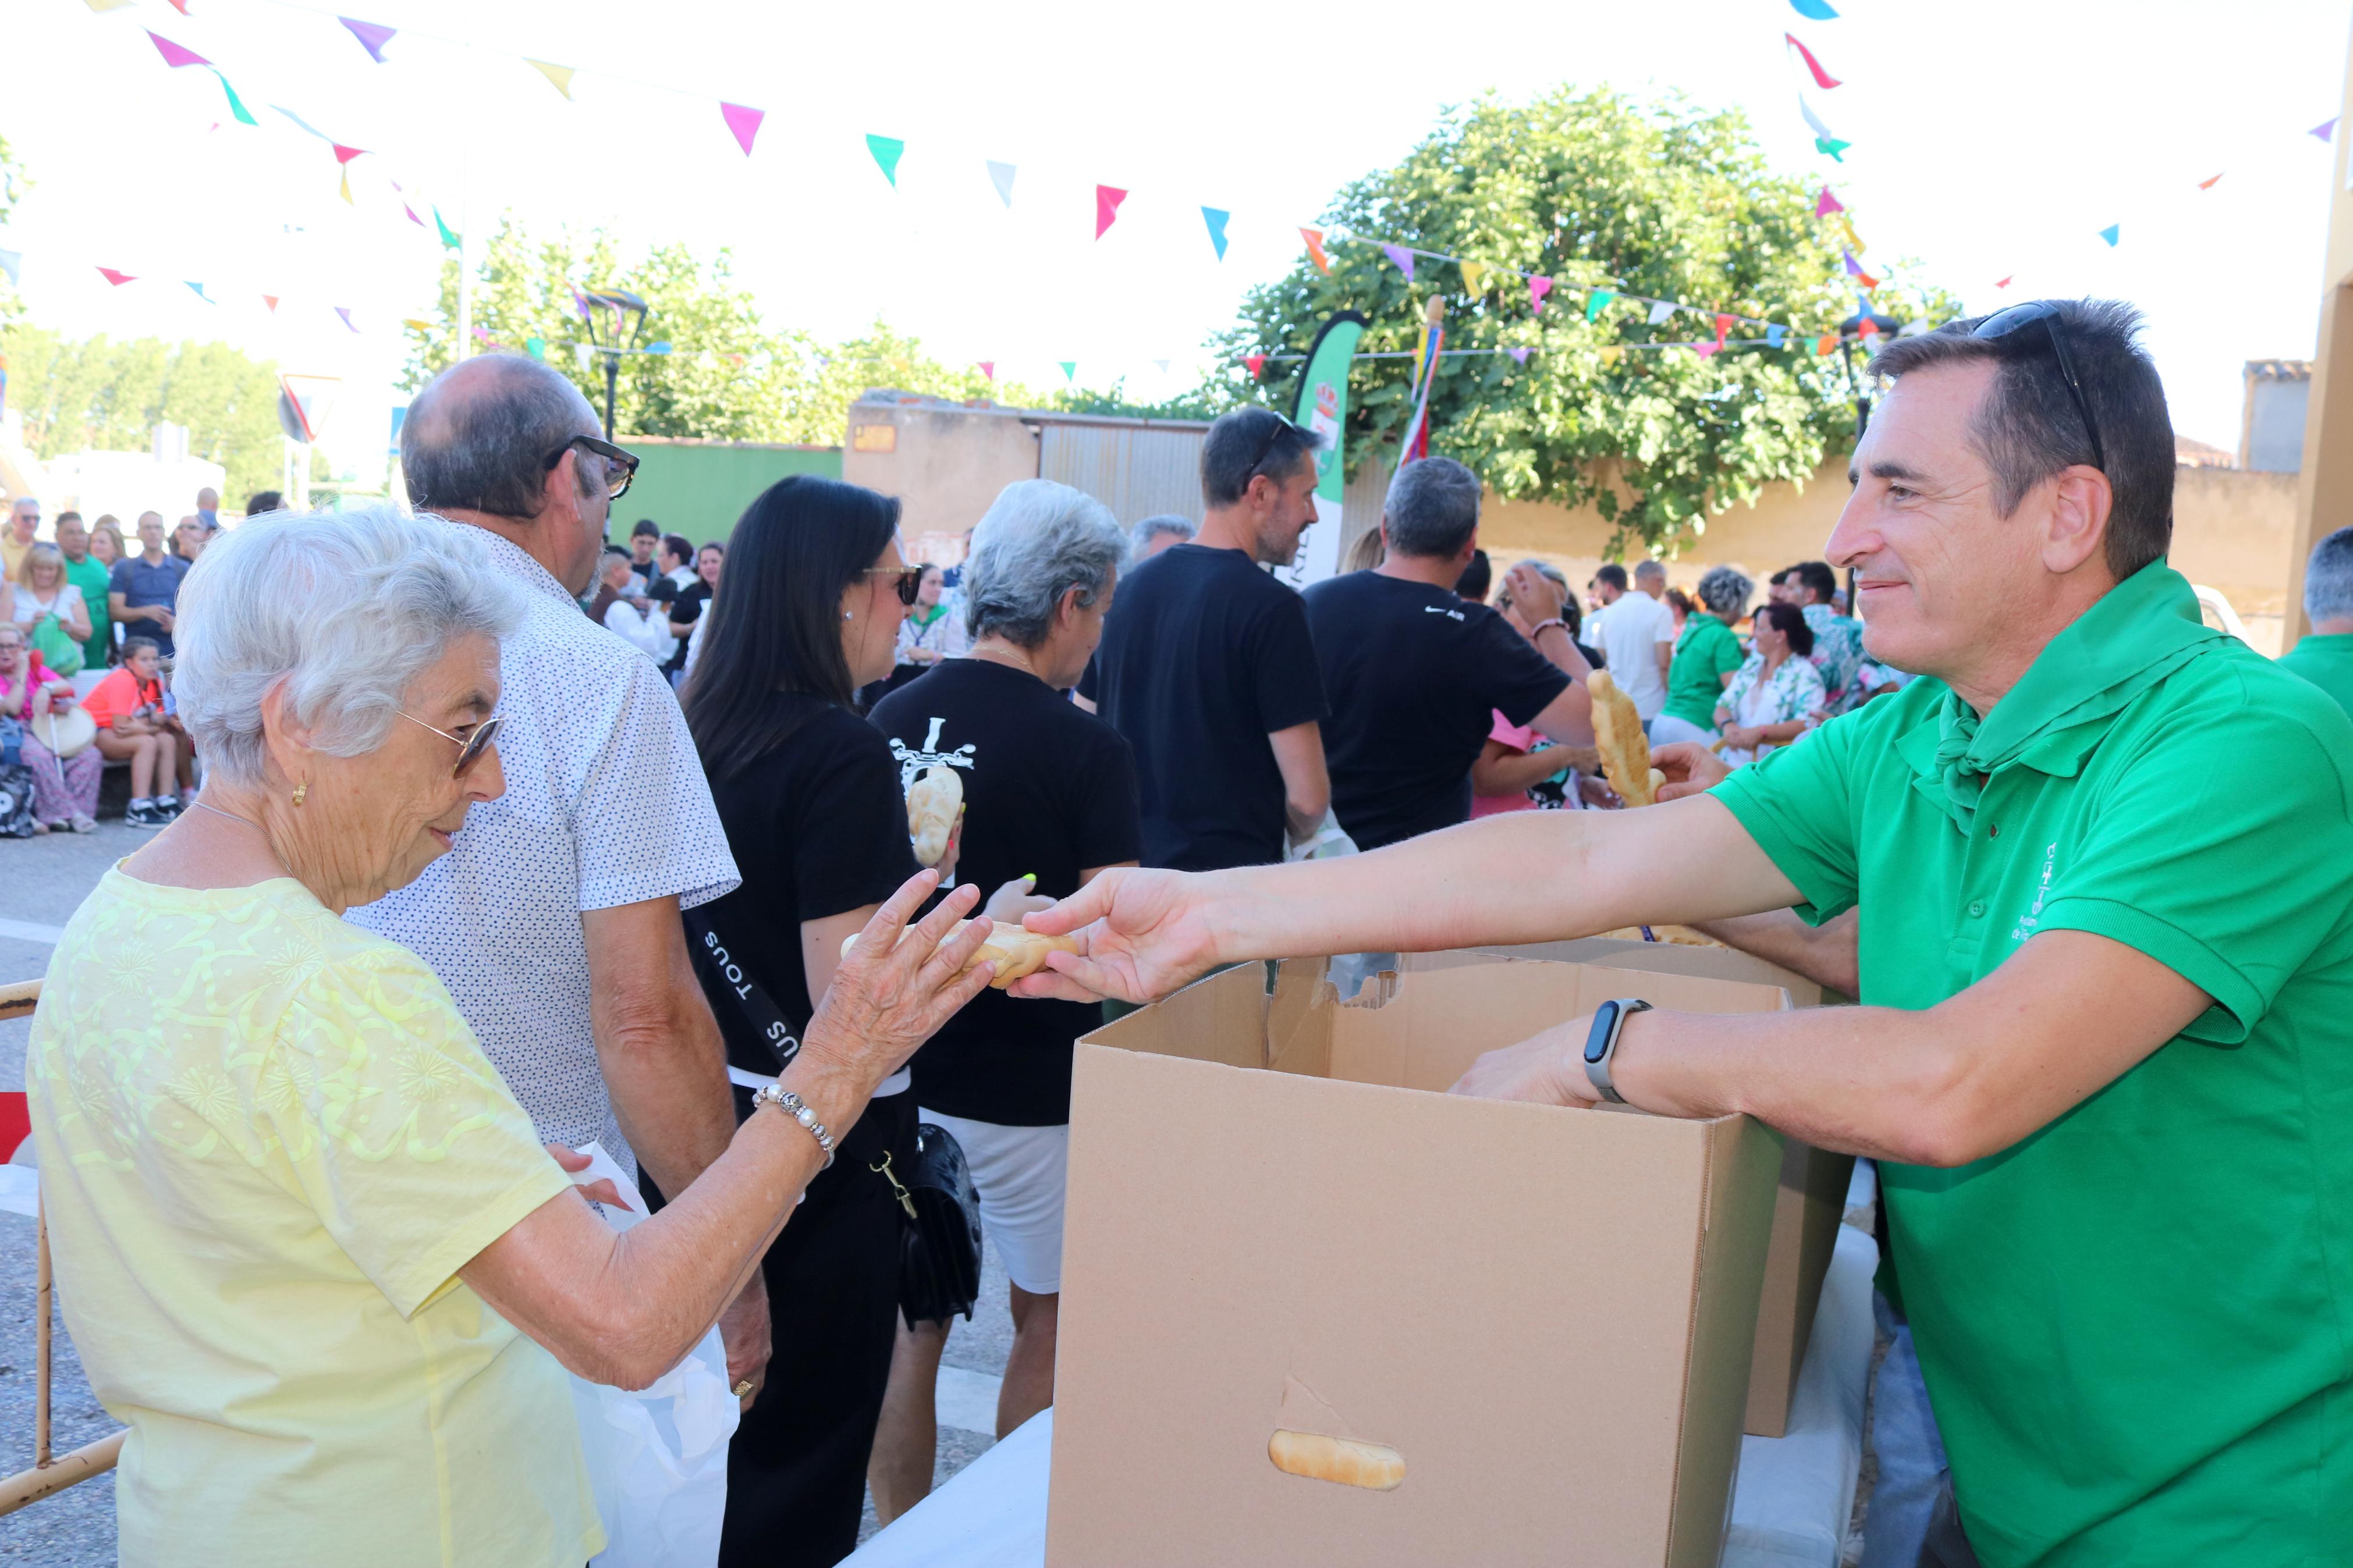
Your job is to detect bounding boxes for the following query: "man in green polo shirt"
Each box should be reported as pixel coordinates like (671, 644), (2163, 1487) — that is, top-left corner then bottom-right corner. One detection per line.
(52, 511), (112, 670)
(2280, 525), (2353, 717)
(1016, 299), (2353, 1566)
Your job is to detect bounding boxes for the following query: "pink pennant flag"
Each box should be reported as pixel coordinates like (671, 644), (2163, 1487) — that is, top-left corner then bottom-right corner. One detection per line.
(339, 17), (397, 63)
(1382, 244), (1415, 282)
(1244, 354), (1266, 380)
(1713, 314), (1733, 349)
(1814, 186), (1844, 218)
(1691, 342), (1721, 360)
(333, 143), (366, 165)
(1528, 275), (1552, 312)
(1095, 185), (1127, 239)
(720, 103), (764, 157)
(262, 294), (279, 312)
(165, 0), (190, 12)
(1509, 347), (1532, 364)
(335, 307), (360, 333)
(1784, 34), (1841, 90)
(145, 30), (211, 69)
(97, 267), (137, 286)
(978, 361), (995, 382)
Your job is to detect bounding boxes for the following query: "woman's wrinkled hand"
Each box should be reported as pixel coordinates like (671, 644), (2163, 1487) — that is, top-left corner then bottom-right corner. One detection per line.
(546, 1143), (627, 1209)
(1004, 867), (1218, 1005)
(801, 870), (993, 1097)
(1651, 739), (1733, 802)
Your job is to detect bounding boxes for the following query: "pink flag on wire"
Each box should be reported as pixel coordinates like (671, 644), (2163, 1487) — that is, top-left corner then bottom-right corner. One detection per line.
(145, 30), (210, 69)
(1814, 186), (1844, 218)
(1095, 186), (1127, 239)
(1784, 34), (1841, 90)
(97, 267), (137, 286)
(1528, 275), (1552, 311)
(720, 103), (764, 157)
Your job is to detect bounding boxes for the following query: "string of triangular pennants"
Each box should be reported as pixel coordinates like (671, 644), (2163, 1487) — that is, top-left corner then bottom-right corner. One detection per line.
(1773, 0), (2337, 286)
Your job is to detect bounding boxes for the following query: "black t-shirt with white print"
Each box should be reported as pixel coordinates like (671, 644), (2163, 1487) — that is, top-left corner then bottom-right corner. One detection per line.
(1303, 570), (1571, 851)
(871, 657), (1141, 1126)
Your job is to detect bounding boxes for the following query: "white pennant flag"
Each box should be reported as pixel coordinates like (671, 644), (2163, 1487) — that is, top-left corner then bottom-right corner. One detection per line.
(1646, 300), (1677, 326)
(1798, 95), (1841, 144)
(1152, 359), (1170, 374)
(985, 160), (1017, 208)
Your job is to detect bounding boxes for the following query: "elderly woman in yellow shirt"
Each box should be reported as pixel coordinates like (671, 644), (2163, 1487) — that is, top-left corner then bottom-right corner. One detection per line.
(26, 506), (995, 1568)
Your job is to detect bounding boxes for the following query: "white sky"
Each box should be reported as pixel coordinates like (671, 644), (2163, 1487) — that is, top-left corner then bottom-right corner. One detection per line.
(1, 0), (2347, 481)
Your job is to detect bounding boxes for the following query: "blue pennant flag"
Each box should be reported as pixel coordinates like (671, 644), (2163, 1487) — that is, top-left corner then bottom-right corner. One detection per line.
(1201, 207), (1230, 261)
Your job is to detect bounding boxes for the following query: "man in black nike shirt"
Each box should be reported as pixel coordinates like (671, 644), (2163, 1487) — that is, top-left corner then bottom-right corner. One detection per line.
(1304, 457), (1594, 851)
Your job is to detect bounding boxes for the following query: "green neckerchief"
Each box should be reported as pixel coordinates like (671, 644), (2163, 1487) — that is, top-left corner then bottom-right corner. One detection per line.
(1928, 561), (2222, 832)
(910, 604), (947, 629)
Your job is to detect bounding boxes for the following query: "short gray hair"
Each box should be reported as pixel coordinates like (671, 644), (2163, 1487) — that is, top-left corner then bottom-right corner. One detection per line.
(1127, 514), (1195, 564)
(2307, 527), (2353, 623)
(1384, 457), (1482, 559)
(964, 481), (1126, 648)
(402, 354), (595, 518)
(1695, 564), (1754, 617)
(1634, 559), (1666, 583)
(173, 504), (526, 789)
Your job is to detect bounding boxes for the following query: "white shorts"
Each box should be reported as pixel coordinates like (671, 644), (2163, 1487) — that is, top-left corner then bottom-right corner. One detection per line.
(920, 1110), (1070, 1296)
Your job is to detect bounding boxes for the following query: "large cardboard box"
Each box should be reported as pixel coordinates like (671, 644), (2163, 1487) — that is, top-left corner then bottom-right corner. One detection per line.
(1047, 952), (1790, 1567)
(1479, 937), (1855, 1436)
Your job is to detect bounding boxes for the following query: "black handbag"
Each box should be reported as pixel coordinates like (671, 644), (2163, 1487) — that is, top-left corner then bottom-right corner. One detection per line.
(876, 1122), (984, 1325)
(683, 905), (984, 1322)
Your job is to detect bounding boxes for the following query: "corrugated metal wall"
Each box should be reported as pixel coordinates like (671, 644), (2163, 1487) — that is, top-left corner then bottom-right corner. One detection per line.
(1038, 424), (1206, 525)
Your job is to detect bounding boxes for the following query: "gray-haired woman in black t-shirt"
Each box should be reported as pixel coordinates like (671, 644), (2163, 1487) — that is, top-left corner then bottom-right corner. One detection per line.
(866, 478), (1143, 1524)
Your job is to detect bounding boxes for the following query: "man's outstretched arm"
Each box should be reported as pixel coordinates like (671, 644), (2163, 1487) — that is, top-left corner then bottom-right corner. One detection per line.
(1014, 795), (1800, 1004)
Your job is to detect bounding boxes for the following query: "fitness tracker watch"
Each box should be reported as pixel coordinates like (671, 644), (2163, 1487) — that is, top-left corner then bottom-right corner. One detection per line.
(1582, 998), (1652, 1104)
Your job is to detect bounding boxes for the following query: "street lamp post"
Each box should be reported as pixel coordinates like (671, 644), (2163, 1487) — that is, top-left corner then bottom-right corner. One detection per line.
(1836, 304), (1908, 610)
(580, 289), (649, 440)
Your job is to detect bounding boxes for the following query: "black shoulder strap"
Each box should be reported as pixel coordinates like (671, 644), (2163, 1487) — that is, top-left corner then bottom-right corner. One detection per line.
(682, 904), (803, 1072)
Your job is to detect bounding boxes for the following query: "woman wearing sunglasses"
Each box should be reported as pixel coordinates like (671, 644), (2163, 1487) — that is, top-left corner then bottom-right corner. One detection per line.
(679, 475), (1035, 1567)
(26, 506), (991, 1568)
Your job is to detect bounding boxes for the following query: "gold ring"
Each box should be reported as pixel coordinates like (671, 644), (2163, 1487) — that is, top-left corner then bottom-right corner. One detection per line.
(732, 1379), (757, 1398)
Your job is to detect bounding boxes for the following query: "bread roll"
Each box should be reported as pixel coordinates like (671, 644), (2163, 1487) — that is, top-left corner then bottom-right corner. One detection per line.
(1267, 1429), (1405, 1492)
(906, 766), (963, 866)
(1588, 670), (1658, 808)
(839, 920), (1081, 990)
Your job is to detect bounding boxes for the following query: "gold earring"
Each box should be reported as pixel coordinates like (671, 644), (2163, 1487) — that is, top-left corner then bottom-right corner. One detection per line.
(292, 783), (307, 806)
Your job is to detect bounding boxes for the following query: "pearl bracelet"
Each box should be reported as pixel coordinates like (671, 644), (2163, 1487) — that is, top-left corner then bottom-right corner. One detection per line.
(750, 1084), (836, 1169)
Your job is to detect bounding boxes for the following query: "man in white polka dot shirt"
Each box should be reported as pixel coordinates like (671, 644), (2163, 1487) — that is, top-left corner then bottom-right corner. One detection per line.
(349, 355), (770, 1403)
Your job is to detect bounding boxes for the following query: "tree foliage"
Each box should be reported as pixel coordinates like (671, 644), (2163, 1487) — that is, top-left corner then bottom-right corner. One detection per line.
(0, 133), (29, 327)
(403, 222), (1045, 444)
(1216, 88), (1952, 556)
(1, 324), (288, 502)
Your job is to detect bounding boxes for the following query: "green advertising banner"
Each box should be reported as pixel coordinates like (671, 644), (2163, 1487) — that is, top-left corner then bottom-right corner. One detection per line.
(1273, 310), (1366, 591)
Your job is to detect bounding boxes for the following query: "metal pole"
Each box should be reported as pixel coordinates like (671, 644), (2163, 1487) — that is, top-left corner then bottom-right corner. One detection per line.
(602, 353), (619, 442)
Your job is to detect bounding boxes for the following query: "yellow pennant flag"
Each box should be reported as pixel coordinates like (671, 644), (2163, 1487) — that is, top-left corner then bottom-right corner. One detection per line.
(1599, 346), (1623, 366)
(1460, 259), (1487, 295)
(402, 318), (434, 330)
(339, 169), (353, 205)
(526, 59), (576, 99)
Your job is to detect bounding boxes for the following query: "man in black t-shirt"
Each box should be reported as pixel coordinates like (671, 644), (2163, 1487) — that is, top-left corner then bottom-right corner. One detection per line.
(1304, 456), (1593, 852)
(1077, 407), (1330, 871)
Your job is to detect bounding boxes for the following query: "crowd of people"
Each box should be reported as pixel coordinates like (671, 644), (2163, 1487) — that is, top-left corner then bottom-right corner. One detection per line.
(15, 294), (2353, 1568)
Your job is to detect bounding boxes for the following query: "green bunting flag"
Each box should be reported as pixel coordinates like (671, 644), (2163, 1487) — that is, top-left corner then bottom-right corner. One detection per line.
(867, 134), (905, 187)
(1585, 289), (1617, 322)
(1815, 137), (1850, 161)
(434, 207), (460, 250)
(1059, 361), (1077, 383)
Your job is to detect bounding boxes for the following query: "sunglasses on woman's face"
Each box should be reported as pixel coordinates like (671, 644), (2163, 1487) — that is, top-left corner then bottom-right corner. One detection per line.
(398, 711), (504, 778)
(863, 566), (925, 606)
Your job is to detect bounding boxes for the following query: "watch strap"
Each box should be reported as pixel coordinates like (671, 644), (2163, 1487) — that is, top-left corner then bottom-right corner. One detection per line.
(1583, 998), (1652, 1105)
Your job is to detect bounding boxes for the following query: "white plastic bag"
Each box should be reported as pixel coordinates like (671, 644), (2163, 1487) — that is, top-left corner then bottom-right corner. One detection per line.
(567, 1143), (739, 1568)
(1285, 808), (1359, 863)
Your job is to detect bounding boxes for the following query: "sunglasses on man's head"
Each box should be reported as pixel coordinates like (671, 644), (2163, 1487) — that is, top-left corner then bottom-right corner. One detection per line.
(542, 435), (641, 502)
(1971, 303), (2108, 474)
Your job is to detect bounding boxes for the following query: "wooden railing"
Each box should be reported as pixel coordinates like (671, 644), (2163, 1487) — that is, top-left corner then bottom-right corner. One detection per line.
(0, 978), (126, 1516)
